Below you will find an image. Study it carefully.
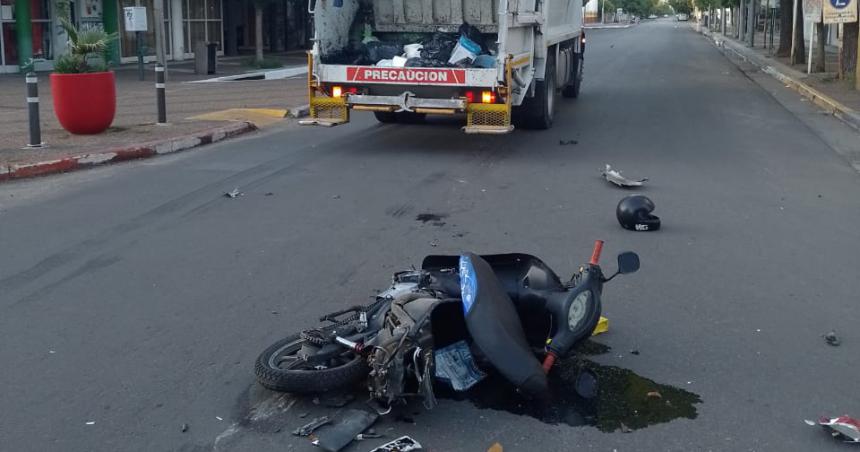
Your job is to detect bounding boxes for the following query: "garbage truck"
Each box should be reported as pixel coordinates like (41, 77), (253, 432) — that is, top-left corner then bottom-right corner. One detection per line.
(300, 0), (585, 133)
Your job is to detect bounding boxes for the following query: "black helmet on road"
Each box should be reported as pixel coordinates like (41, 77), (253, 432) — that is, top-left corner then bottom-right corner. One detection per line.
(617, 195), (661, 231)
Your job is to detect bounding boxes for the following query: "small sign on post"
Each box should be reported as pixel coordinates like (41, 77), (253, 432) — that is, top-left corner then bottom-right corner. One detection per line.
(124, 7), (148, 81)
(823, 0), (857, 23)
(123, 7), (148, 31)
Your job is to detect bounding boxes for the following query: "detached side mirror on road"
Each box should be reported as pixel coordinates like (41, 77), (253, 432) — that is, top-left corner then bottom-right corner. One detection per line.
(617, 251), (640, 274)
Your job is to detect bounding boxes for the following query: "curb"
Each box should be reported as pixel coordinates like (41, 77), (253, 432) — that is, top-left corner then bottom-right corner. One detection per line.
(0, 121), (257, 183)
(699, 27), (860, 132)
(584, 24), (633, 29)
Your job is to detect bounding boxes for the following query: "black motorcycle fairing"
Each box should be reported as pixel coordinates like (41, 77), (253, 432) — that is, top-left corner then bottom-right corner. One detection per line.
(422, 253), (566, 304)
(459, 253), (549, 399)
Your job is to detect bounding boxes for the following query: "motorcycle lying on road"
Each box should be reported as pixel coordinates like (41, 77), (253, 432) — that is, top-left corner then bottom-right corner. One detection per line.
(254, 240), (640, 410)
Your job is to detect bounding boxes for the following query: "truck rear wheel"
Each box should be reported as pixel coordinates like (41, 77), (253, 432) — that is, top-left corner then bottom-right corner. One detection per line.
(515, 55), (557, 130)
(562, 53), (583, 98)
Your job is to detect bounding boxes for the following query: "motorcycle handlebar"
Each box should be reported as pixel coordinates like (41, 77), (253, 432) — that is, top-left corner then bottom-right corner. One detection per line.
(588, 240), (604, 265)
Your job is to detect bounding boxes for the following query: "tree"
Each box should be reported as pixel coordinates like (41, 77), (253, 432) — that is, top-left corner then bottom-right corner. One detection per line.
(814, 22), (825, 72)
(668, 0), (694, 14)
(839, 22), (857, 80)
(777, 0), (792, 56)
(790, 0), (805, 64)
(254, 0), (266, 63)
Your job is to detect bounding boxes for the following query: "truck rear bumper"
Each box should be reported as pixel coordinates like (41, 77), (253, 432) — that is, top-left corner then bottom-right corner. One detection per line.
(347, 94), (465, 115)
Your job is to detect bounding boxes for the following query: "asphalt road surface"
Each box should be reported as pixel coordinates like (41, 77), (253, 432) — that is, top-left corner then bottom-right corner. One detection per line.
(3, 20), (860, 452)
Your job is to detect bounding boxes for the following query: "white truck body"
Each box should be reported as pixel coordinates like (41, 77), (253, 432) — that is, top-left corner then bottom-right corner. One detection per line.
(303, 0), (585, 132)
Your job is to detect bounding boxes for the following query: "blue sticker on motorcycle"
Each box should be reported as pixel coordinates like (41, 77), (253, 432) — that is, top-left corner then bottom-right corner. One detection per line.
(459, 255), (477, 314)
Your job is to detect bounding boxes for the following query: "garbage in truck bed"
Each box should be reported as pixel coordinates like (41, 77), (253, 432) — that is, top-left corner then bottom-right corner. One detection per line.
(321, 22), (498, 69)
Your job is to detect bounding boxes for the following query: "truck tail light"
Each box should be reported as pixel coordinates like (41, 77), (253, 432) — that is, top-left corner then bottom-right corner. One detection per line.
(481, 91), (496, 104)
(332, 86), (343, 98)
(465, 91), (475, 103)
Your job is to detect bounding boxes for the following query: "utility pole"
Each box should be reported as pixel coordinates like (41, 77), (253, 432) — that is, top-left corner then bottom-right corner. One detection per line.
(601, 0), (605, 24)
(739, 0), (746, 41)
(790, 0), (798, 62)
(153, 0), (167, 69)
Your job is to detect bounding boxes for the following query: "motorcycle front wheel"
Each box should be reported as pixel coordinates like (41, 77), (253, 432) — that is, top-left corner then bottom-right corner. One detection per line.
(254, 333), (369, 393)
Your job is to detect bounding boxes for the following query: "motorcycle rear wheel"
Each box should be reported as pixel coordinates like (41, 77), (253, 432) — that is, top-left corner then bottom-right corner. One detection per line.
(254, 333), (369, 393)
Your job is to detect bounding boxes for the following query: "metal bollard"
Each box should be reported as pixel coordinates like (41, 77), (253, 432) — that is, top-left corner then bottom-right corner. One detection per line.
(155, 64), (166, 124)
(25, 72), (43, 148)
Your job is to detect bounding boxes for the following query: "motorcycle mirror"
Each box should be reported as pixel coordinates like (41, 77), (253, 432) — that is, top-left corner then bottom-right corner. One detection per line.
(617, 251), (640, 274)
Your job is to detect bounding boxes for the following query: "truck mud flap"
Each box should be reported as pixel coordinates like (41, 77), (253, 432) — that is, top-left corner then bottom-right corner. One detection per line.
(305, 95), (349, 127)
(463, 103), (513, 134)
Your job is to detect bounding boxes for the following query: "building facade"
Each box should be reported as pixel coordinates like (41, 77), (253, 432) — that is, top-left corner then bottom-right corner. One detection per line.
(0, 0), (311, 73)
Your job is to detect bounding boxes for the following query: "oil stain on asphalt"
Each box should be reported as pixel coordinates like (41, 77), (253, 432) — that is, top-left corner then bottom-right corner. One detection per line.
(437, 340), (702, 432)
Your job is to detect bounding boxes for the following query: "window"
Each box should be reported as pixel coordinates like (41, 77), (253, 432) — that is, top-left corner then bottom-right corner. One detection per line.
(182, 0), (221, 52)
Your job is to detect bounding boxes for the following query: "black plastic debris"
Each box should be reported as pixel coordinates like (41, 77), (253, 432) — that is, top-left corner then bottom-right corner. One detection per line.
(420, 32), (458, 63)
(805, 416), (860, 443)
(312, 409), (379, 452)
(369, 436), (422, 452)
(824, 330), (841, 346)
(180, 423), (189, 433)
(573, 369), (598, 399)
(559, 139), (578, 145)
(293, 416), (331, 437)
(366, 42), (403, 63)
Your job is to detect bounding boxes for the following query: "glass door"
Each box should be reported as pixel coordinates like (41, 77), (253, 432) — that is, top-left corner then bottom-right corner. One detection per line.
(182, 0), (221, 55)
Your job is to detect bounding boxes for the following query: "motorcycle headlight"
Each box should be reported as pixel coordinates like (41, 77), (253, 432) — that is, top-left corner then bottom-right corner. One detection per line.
(568, 290), (591, 331)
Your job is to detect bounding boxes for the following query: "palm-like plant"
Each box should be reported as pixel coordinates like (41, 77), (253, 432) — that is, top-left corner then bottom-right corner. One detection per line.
(54, 0), (118, 73)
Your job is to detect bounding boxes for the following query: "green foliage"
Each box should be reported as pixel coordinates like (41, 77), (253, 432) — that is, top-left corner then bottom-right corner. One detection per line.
(668, 0), (693, 13)
(53, 0), (117, 73)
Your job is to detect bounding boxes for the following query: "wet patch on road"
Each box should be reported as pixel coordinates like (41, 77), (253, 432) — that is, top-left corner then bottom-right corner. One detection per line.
(437, 340), (702, 432)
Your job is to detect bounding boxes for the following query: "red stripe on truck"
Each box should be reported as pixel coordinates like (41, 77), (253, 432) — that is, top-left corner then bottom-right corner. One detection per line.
(346, 67), (467, 85)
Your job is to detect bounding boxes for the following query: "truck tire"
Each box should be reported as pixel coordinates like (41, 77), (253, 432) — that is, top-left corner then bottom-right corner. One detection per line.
(562, 53), (583, 98)
(374, 112), (398, 123)
(515, 55), (557, 130)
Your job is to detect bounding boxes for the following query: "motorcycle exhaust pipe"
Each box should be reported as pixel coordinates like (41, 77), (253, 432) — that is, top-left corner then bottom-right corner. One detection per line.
(335, 336), (366, 353)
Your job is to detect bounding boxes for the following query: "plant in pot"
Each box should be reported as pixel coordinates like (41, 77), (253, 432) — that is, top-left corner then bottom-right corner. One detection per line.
(51, 2), (118, 134)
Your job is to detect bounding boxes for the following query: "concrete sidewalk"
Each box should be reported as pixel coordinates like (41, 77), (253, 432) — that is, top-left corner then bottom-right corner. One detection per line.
(697, 24), (860, 131)
(0, 53), (309, 181)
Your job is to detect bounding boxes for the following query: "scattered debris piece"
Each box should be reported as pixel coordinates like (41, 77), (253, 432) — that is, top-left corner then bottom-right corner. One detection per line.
(559, 139), (578, 145)
(619, 422), (633, 433)
(271, 310), (279, 315)
(313, 397), (321, 405)
(265, 192), (274, 196)
(487, 442), (503, 452)
(630, 349), (640, 355)
(824, 330), (841, 347)
(299, 412), (309, 418)
(293, 416), (331, 437)
(224, 188), (243, 198)
(602, 165), (648, 188)
(356, 433), (383, 440)
(806, 416), (860, 443)
(332, 194), (341, 199)
(646, 391), (663, 400)
(369, 436), (422, 452)
(591, 316), (609, 336)
(85, 421), (95, 425)
(49, 350), (56, 354)
(312, 409), (379, 452)
(216, 416), (223, 421)
(416, 213), (448, 223)
(435, 340), (486, 391)
(429, 240), (438, 247)
(181, 423), (189, 433)
(322, 393), (355, 408)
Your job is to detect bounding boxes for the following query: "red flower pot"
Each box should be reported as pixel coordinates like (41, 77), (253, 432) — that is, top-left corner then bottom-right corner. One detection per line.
(50, 71), (116, 134)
